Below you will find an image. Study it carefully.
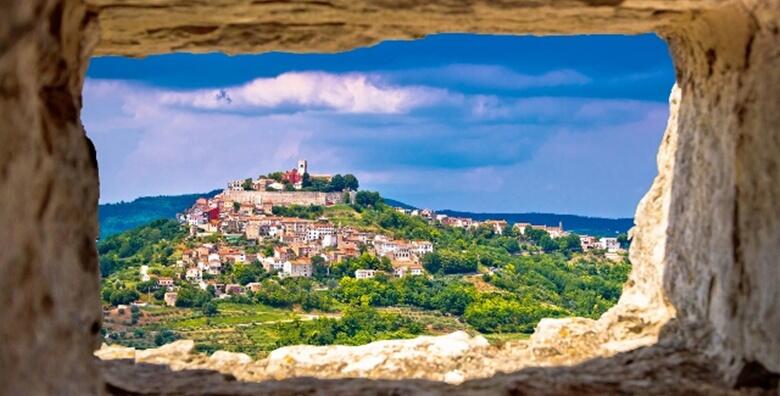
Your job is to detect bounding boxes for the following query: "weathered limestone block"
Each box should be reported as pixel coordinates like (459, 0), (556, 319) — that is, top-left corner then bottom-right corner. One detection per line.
(660, 1), (780, 381)
(0, 0), (101, 395)
(99, 344), (763, 395)
(83, 0), (729, 57)
(529, 318), (606, 362)
(263, 331), (490, 383)
(95, 343), (136, 360)
(98, 332), (507, 384)
(208, 350), (253, 368)
(135, 339), (196, 367)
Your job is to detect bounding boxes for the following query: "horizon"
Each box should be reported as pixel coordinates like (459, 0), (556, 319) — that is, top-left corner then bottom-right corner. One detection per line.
(85, 33), (673, 218)
(100, 187), (635, 221)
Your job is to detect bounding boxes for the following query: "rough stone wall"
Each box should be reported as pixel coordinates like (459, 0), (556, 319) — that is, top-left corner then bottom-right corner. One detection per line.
(1, 0), (778, 393)
(0, 0), (102, 394)
(82, 0), (728, 57)
(660, 1), (780, 381)
(95, 336), (766, 395)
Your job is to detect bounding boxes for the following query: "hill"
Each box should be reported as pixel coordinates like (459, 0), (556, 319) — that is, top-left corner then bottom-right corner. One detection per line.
(438, 210), (632, 236)
(98, 190), (221, 238)
(382, 198), (418, 210)
(383, 199), (632, 236)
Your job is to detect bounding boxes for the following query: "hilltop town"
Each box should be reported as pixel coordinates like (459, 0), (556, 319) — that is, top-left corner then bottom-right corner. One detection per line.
(97, 160), (629, 355)
(155, 160), (625, 306)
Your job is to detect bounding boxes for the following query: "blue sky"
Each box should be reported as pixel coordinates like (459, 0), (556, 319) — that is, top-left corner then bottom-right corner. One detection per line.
(84, 34), (674, 218)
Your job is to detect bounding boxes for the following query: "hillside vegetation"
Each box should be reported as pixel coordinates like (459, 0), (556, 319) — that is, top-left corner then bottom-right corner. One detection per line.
(98, 199), (630, 356)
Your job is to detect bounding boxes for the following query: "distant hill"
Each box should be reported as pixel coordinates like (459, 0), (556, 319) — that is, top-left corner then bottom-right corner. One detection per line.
(382, 198), (417, 210)
(384, 198), (632, 237)
(98, 189), (221, 238)
(439, 210), (632, 236)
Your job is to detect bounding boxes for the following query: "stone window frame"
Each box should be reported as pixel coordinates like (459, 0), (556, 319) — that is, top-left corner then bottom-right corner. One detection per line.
(0, 1), (777, 394)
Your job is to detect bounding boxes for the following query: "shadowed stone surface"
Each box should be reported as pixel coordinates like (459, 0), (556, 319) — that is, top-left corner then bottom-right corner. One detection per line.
(98, 344), (773, 395)
(83, 0), (728, 56)
(0, 0), (778, 394)
(0, 0), (101, 395)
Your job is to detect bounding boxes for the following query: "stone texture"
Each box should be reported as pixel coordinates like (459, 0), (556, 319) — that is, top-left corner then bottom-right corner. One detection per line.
(660, 1), (780, 381)
(97, 332), (527, 384)
(99, 344), (772, 395)
(95, 329), (657, 385)
(209, 350), (253, 368)
(1, 0), (778, 394)
(263, 331), (491, 383)
(135, 340), (196, 367)
(95, 343), (136, 360)
(83, 0), (729, 57)
(0, 0), (101, 395)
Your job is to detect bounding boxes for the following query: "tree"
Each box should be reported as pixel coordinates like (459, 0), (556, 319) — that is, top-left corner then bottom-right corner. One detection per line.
(99, 254), (121, 278)
(202, 302), (219, 317)
(175, 286), (212, 308)
(354, 191), (382, 209)
(267, 171), (284, 182)
(309, 179), (328, 191)
(108, 288), (139, 306)
(524, 227), (548, 244)
(233, 201), (240, 212)
(421, 252), (441, 274)
(539, 235), (559, 252)
(130, 305), (141, 324)
(378, 256), (393, 272)
(502, 224), (516, 237)
(501, 238), (520, 254)
(333, 277), (398, 306)
(234, 264), (260, 285)
(301, 172), (312, 188)
(422, 250), (477, 275)
(329, 174), (345, 192)
(312, 255), (329, 279)
(261, 243), (274, 257)
(154, 329), (179, 346)
(135, 280), (157, 293)
(153, 288), (166, 301)
(558, 233), (583, 254)
(463, 295), (565, 333)
(241, 178), (253, 191)
(431, 283), (476, 315)
(617, 233), (630, 249)
(343, 174), (359, 191)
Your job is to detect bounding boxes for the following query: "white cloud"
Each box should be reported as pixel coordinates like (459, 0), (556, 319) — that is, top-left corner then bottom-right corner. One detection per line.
(439, 64), (591, 89)
(388, 64), (591, 90)
(466, 96), (662, 123)
(157, 72), (449, 114)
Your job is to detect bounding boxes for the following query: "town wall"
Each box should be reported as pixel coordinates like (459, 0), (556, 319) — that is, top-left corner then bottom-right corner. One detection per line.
(221, 189), (346, 206)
